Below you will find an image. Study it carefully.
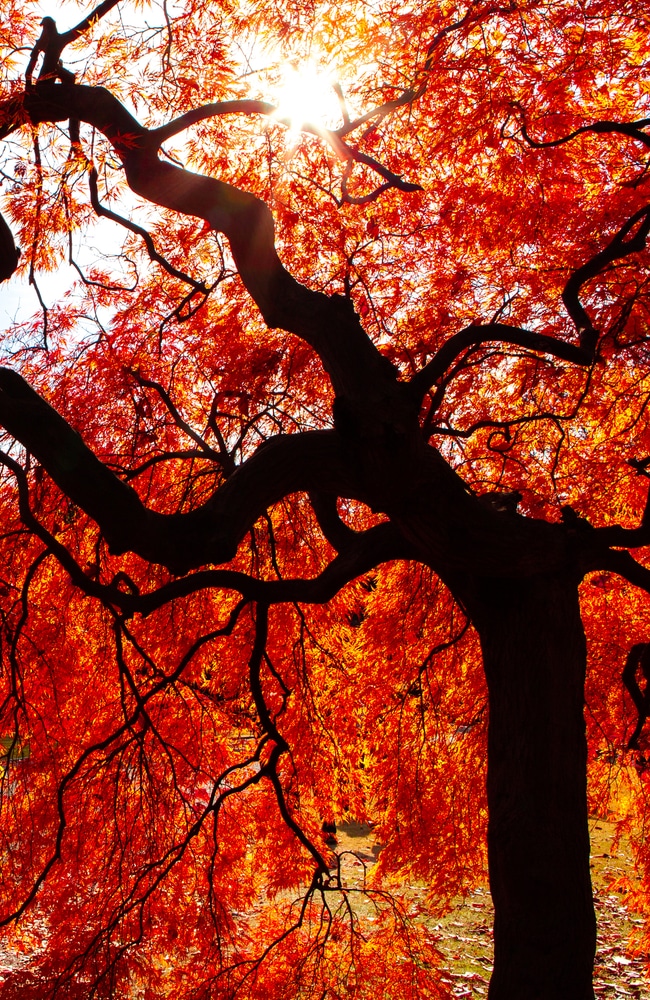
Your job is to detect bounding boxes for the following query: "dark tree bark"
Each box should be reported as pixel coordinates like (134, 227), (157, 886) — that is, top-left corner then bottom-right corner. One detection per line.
(466, 572), (596, 1000)
(5, 52), (650, 996)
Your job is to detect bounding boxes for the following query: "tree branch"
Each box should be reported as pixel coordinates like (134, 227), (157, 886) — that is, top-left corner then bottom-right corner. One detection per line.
(148, 103), (422, 196)
(247, 605), (330, 873)
(0, 449), (410, 617)
(117, 520), (410, 615)
(26, 1), (122, 87)
(409, 322), (593, 400)
(562, 204), (650, 342)
(18, 81), (398, 405)
(0, 367), (360, 573)
(592, 548), (650, 594)
(148, 100), (278, 145)
(332, 2), (515, 142)
(0, 209), (20, 282)
(308, 492), (358, 552)
(125, 369), (225, 465)
(592, 476), (650, 549)
(514, 107), (650, 151)
(88, 166), (207, 292)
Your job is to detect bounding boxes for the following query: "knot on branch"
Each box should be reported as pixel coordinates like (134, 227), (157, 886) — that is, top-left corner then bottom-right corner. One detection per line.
(578, 325), (600, 359)
(26, 3), (120, 89)
(623, 643), (650, 750)
(26, 17), (68, 89)
(478, 490), (522, 514)
(560, 505), (593, 535)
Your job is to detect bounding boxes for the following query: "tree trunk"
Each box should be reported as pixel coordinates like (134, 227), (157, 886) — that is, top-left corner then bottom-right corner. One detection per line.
(468, 572), (596, 999)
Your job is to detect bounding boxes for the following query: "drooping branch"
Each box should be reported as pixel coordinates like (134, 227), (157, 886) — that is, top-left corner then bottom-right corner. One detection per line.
(87, 166), (208, 293)
(247, 604), (329, 874)
(0, 367), (146, 548)
(0, 356), (582, 583)
(507, 105), (650, 345)
(121, 521), (410, 615)
(411, 201), (650, 406)
(0, 604), (249, 929)
(622, 643), (650, 750)
(0, 446), (410, 614)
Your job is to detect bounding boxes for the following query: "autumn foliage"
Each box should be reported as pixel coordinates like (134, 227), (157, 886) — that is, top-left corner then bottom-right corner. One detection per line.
(1, 0), (650, 997)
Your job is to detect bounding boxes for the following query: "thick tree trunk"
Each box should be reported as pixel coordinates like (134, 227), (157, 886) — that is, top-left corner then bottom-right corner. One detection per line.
(468, 572), (596, 999)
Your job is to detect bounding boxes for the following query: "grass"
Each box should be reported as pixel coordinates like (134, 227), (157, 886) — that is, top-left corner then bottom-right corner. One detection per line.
(332, 818), (650, 998)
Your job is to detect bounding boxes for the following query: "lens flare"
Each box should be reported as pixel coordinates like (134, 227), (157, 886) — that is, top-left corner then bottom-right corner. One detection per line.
(274, 62), (337, 136)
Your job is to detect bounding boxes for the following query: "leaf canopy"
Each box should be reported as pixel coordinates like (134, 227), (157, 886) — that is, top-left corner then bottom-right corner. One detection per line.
(1, 0), (650, 996)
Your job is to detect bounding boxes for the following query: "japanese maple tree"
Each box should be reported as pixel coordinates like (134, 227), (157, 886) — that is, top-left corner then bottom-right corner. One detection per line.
(1, 0), (650, 997)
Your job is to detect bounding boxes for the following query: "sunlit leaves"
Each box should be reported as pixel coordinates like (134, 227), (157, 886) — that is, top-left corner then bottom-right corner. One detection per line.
(1, 0), (650, 995)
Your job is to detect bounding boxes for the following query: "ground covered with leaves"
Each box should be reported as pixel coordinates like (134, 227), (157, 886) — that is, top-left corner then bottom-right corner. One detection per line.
(334, 819), (650, 999)
(0, 817), (646, 996)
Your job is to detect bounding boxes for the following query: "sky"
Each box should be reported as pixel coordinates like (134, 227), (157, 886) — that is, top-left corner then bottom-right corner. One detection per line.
(1, 0), (341, 334)
(1, 1), (145, 331)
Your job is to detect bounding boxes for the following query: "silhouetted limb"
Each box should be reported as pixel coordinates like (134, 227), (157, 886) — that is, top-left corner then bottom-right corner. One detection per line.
(0, 210), (20, 282)
(562, 205), (650, 344)
(410, 322), (593, 402)
(623, 643), (650, 750)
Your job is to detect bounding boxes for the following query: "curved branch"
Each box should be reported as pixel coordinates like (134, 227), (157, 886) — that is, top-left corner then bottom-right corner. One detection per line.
(125, 369), (224, 464)
(20, 81), (396, 403)
(514, 107), (650, 151)
(562, 204), (650, 340)
(148, 100), (276, 146)
(0, 367), (360, 573)
(593, 548), (650, 594)
(622, 643), (650, 750)
(428, 409), (577, 440)
(26, 1), (122, 87)
(409, 322), (593, 399)
(0, 356), (579, 582)
(88, 166), (207, 292)
(308, 491), (358, 552)
(0, 450), (410, 615)
(149, 102), (422, 196)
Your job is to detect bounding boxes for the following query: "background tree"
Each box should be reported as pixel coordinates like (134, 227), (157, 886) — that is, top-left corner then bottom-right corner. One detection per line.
(1, 1), (650, 997)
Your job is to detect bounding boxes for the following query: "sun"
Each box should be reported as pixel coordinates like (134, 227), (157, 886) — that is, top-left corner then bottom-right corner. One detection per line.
(273, 61), (338, 136)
